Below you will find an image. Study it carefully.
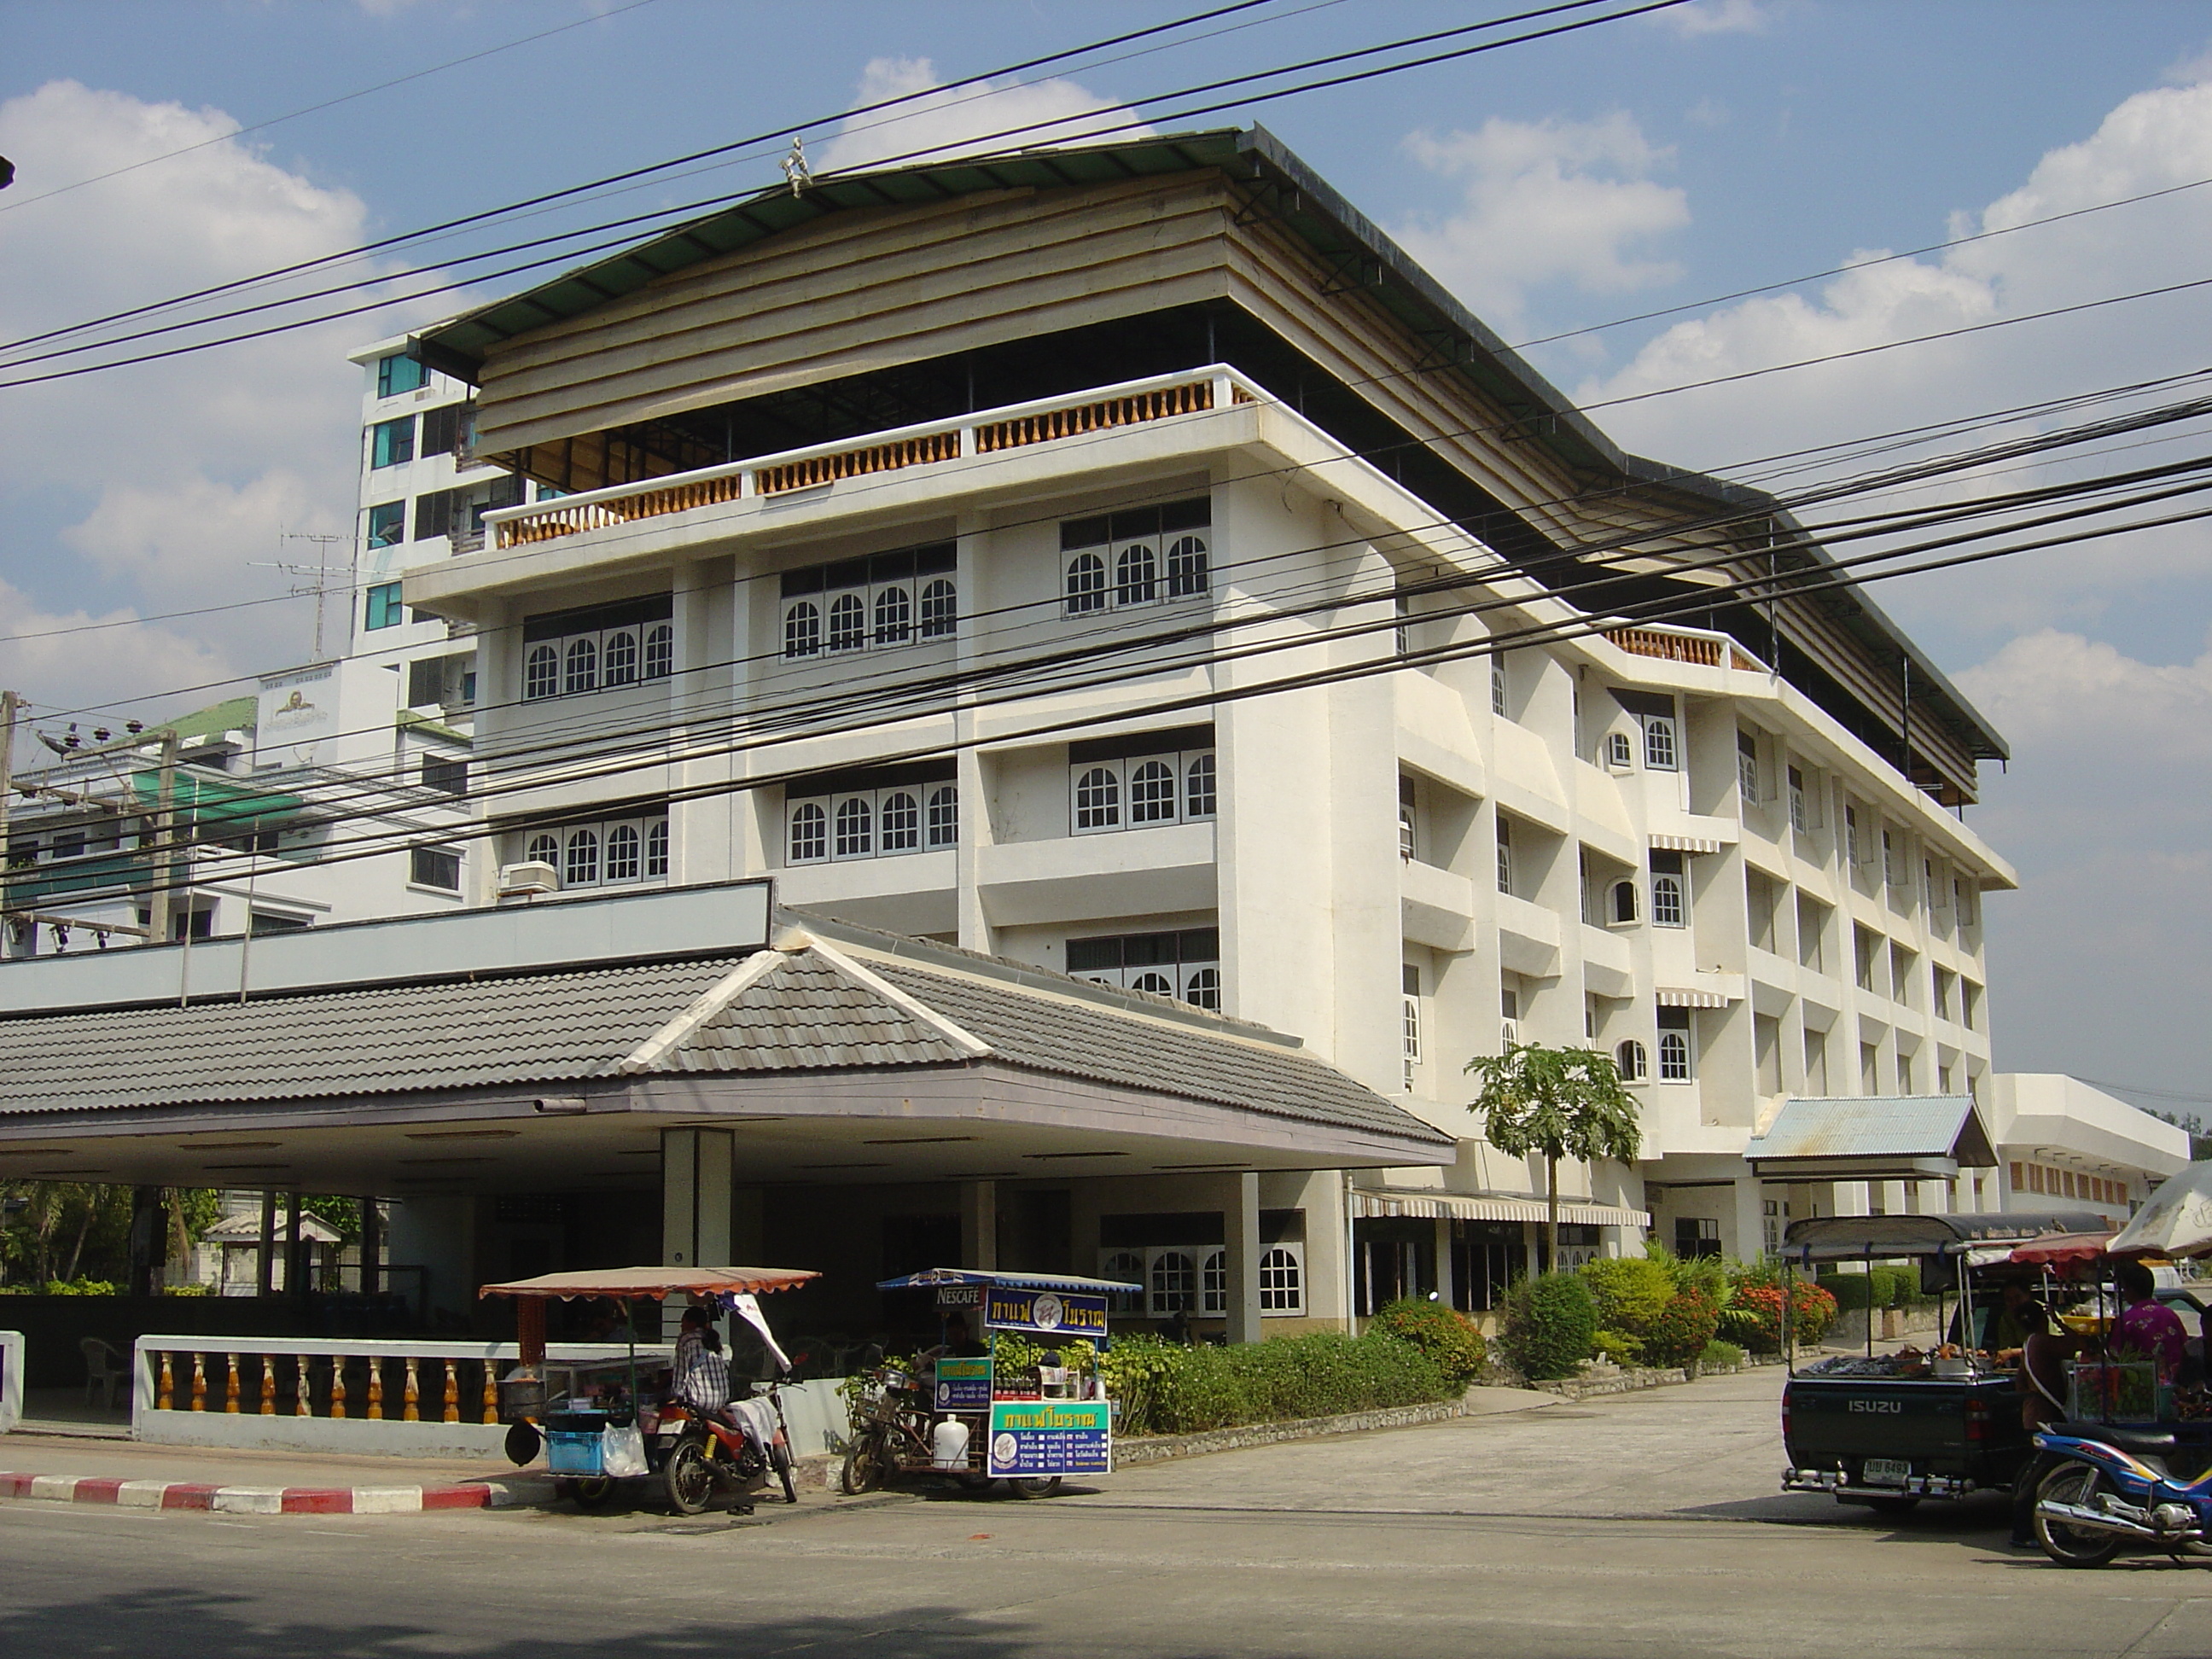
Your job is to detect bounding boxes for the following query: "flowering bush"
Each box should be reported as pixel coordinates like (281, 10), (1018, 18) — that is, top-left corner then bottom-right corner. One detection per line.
(1726, 1280), (1837, 1353)
(1643, 1286), (1722, 1368)
(1372, 1298), (1491, 1384)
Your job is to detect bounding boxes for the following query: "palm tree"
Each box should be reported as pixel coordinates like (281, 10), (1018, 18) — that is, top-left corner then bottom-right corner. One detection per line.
(1465, 1042), (1643, 1269)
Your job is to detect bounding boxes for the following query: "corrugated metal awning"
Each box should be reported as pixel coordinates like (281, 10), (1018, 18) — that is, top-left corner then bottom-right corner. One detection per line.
(1351, 1189), (1650, 1228)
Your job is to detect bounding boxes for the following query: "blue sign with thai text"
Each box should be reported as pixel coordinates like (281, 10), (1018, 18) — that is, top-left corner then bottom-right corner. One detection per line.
(981, 1287), (1109, 1341)
(987, 1399), (1111, 1476)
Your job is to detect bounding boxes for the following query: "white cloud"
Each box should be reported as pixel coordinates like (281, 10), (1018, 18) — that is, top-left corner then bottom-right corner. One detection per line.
(0, 80), (437, 716)
(1394, 114), (1688, 332)
(1573, 78), (2212, 640)
(1656, 0), (1773, 37)
(816, 57), (1150, 175)
(0, 578), (241, 722)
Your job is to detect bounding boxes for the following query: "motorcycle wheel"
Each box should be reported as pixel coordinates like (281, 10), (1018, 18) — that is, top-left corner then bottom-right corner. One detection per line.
(1005, 1476), (1062, 1499)
(567, 1476), (615, 1511)
(840, 1435), (887, 1495)
(666, 1441), (715, 1516)
(2034, 1462), (2126, 1569)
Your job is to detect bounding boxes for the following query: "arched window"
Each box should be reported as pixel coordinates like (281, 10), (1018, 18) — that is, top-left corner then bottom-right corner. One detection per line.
(1074, 765), (1120, 831)
(1201, 1249), (1227, 1314)
(1150, 1249), (1196, 1314)
(563, 828), (599, 887)
(873, 585), (911, 646)
(879, 792), (920, 853)
(563, 637), (597, 696)
(601, 630), (638, 687)
(1615, 1039), (1648, 1081)
(603, 824), (641, 882)
(1101, 1252), (1144, 1314)
(918, 579), (958, 638)
(1128, 760), (1176, 824)
(1496, 818), (1514, 896)
(525, 644), (559, 700)
(827, 593), (866, 652)
(644, 818), (669, 877)
(925, 785), (958, 849)
(1166, 534), (1208, 599)
(835, 795), (873, 858)
(1652, 874), (1685, 928)
(1065, 553), (1106, 614)
(788, 802), (827, 863)
(1184, 967), (1221, 1011)
(1644, 714), (1678, 771)
(1611, 880), (1639, 924)
(783, 602), (820, 659)
(1129, 970), (1173, 996)
(643, 624), (673, 679)
(1185, 752), (1217, 818)
(1259, 1247), (1302, 1313)
(1659, 1030), (1691, 1081)
(1115, 543), (1156, 606)
(1607, 730), (1634, 768)
(526, 832), (560, 868)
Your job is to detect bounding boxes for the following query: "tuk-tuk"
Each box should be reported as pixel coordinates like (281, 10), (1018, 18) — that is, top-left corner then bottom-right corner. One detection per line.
(843, 1267), (1140, 1499)
(481, 1264), (818, 1515)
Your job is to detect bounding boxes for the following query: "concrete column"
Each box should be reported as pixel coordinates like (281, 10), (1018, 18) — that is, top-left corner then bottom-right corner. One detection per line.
(1433, 1216), (1456, 1310)
(1732, 1172), (1767, 1262)
(256, 1190), (276, 1296)
(1224, 1172), (1262, 1344)
(960, 1180), (998, 1270)
(358, 1195), (381, 1295)
(661, 1128), (734, 1266)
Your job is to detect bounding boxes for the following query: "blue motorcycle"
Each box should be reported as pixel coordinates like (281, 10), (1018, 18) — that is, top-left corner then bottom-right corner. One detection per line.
(2032, 1423), (2212, 1566)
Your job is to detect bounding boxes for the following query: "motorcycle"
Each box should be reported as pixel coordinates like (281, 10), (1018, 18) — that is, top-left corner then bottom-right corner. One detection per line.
(561, 1386), (799, 1516)
(2031, 1423), (2212, 1566)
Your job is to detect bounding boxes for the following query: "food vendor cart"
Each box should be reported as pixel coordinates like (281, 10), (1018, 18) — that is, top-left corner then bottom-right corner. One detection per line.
(481, 1265), (819, 1515)
(842, 1267), (1141, 1499)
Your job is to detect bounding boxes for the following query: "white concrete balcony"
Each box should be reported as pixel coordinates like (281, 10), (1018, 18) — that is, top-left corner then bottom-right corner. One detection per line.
(1494, 892), (1561, 978)
(1400, 859), (1475, 953)
(976, 822), (1217, 928)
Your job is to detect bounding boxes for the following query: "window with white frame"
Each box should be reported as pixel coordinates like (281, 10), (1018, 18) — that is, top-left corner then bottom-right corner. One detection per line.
(1068, 928), (1219, 1008)
(1607, 729), (1634, 769)
(1492, 653), (1509, 718)
(1611, 879), (1639, 924)
(1788, 765), (1808, 834)
(1200, 1250), (1228, 1315)
(1401, 963), (1423, 1091)
(1616, 1039), (1649, 1081)
(1643, 712), (1679, 771)
(1099, 1252), (1145, 1313)
(1100, 1211), (1306, 1319)
(1061, 498), (1209, 617)
(1399, 776), (1417, 860)
(1738, 730), (1760, 803)
(1650, 850), (1685, 928)
(1495, 814), (1514, 896)
(1067, 725), (1217, 836)
(785, 762), (957, 864)
(1150, 1250), (1197, 1314)
(516, 809), (670, 891)
(1259, 1246), (1303, 1313)
(520, 594), (674, 701)
(780, 543), (956, 660)
(1657, 1010), (1694, 1081)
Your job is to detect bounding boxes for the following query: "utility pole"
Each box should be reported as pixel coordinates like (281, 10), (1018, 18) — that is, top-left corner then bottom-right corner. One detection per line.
(0, 690), (18, 931)
(149, 728), (182, 947)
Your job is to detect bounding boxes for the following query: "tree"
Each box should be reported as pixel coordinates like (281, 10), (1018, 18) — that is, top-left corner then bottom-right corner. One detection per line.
(1465, 1041), (1643, 1268)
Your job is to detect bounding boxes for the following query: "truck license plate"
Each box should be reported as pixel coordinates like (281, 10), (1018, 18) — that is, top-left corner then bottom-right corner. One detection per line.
(1861, 1458), (1910, 1487)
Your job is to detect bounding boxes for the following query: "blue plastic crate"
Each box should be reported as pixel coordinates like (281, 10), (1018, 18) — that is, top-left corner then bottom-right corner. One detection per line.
(545, 1428), (606, 1476)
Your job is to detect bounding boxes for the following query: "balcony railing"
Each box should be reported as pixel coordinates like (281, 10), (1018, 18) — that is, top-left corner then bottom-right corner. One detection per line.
(485, 367), (1254, 550)
(1605, 624), (1764, 673)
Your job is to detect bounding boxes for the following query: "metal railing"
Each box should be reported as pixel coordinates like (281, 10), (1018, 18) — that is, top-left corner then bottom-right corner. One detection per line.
(485, 368), (1252, 550)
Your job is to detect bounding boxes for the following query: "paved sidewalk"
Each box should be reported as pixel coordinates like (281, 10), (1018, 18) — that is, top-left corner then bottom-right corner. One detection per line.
(0, 1431), (549, 1515)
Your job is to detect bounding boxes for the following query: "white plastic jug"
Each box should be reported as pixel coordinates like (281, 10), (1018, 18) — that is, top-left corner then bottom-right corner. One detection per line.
(931, 1417), (971, 1470)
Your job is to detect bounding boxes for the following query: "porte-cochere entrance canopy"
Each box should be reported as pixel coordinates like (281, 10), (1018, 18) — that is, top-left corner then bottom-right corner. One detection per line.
(0, 882), (1450, 1194)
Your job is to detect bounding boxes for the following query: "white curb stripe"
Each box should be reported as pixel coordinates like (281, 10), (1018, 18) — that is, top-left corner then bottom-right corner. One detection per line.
(211, 1487), (286, 1514)
(27, 1476), (77, 1502)
(114, 1480), (172, 1508)
(350, 1487), (424, 1514)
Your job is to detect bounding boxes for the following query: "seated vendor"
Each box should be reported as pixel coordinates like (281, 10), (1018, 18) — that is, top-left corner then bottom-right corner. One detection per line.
(672, 1328), (733, 1419)
(919, 1312), (989, 1362)
(2110, 1260), (2187, 1379)
(1978, 1278), (2051, 1359)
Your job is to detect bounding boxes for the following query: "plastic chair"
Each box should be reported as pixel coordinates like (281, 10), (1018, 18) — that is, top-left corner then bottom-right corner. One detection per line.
(80, 1337), (126, 1411)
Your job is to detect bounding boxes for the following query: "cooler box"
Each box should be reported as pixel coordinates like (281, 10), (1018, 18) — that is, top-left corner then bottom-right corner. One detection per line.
(544, 1410), (608, 1475)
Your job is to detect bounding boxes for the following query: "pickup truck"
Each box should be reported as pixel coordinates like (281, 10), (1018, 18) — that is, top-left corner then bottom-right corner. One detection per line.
(1782, 1365), (2029, 1511)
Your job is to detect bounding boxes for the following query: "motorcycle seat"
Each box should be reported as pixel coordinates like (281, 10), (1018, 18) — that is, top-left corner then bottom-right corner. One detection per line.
(2052, 1421), (2176, 1452)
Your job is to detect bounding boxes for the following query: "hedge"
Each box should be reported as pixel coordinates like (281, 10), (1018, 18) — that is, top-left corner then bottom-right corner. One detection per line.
(1499, 1272), (1598, 1380)
(1371, 1298), (1491, 1383)
(1097, 1331), (1456, 1437)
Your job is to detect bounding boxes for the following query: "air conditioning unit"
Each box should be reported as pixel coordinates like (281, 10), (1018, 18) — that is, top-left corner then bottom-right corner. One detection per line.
(498, 860), (558, 898)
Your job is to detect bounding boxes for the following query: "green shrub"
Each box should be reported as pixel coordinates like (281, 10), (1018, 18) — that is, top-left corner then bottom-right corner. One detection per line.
(1591, 1329), (1643, 1366)
(1578, 1256), (1674, 1338)
(1650, 1243), (1730, 1303)
(1698, 1339), (1745, 1370)
(40, 1278), (118, 1296)
(1499, 1272), (1598, 1381)
(1097, 1331), (1453, 1437)
(1818, 1272), (1872, 1313)
(1643, 1286), (1721, 1368)
(1372, 1298), (1491, 1384)
(1726, 1281), (1839, 1353)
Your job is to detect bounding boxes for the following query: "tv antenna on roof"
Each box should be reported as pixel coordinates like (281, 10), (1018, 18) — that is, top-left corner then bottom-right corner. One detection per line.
(253, 529), (349, 661)
(782, 136), (812, 197)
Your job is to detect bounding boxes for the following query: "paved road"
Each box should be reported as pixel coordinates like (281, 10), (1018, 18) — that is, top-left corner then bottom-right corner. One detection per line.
(8, 1367), (2211, 1659)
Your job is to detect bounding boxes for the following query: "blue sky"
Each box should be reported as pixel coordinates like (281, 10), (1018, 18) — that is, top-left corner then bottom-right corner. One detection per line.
(3, 0), (2209, 1107)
